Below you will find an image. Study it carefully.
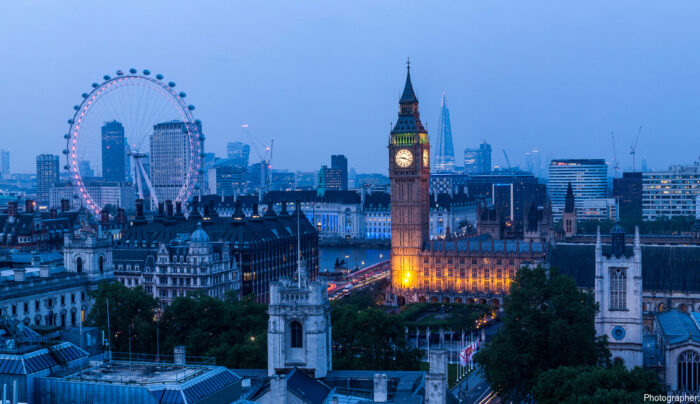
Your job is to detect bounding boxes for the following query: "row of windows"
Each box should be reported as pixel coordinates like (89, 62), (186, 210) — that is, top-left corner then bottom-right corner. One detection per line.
(9, 292), (85, 315)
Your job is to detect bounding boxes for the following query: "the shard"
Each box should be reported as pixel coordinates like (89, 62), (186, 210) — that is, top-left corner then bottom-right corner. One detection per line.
(433, 92), (456, 172)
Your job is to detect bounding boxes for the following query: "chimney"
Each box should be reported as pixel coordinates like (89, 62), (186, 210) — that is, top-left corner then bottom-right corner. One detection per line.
(116, 208), (126, 224)
(49, 208), (57, 219)
(25, 199), (34, 214)
(60, 199), (70, 212)
(373, 374), (388, 402)
(7, 201), (17, 217)
(40, 265), (50, 278)
(174, 346), (186, 365)
(135, 199), (144, 218)
(252, 203), (259, 218)
(13, 268), (25, 282)
(166, 200), (174, 217)
(175, 201), (182, 216)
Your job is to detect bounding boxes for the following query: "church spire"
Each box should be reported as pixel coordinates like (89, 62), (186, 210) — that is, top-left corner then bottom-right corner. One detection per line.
(400, 58), (418, 104)
(392, 59), (425, 134)
(564, 182), (575, 213)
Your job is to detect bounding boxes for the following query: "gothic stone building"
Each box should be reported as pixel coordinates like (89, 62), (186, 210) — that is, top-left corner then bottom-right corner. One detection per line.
(388, 65), (546, 306)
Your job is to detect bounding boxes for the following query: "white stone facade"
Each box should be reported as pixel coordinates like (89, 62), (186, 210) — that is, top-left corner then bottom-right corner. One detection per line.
(267, 278), (332, 379)
(594, 228), (643, 368)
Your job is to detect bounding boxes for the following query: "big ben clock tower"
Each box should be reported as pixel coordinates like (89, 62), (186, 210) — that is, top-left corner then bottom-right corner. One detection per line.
(389, 60), (430, 299)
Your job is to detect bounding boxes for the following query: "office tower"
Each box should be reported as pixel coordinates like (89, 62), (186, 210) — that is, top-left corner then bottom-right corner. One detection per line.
(226, 142), (251, 168)
(464, 141), (492, 174)
(270, 170), (295, 191)
(318, 165), (342, 191)
(0, 149), (9, 179)
(207, 159), (248, 196)
(433, 93), (455, 172)
(548, 159), (608, 219)
(642, 164), (700, 220)
(330, 155), (348, 190)
(78, 161), (95, 178)
(36, 154), (59, 206)
(613, 172), (643, 222)
(249, 161), (270, 192)
(150, 120), (202, 202)
(101, 120), (126, 182)
(295, 171), (317, 190)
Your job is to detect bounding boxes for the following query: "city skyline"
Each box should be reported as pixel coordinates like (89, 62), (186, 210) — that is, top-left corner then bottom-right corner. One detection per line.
(2, 2), (700, 175)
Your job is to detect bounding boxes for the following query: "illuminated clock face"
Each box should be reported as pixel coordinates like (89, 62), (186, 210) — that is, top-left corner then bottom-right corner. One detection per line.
(423, 149), (429, 167)
(395, 149), (413, 168)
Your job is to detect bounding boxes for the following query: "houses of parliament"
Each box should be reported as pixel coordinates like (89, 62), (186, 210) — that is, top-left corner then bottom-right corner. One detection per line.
(388, 64), (546, 306)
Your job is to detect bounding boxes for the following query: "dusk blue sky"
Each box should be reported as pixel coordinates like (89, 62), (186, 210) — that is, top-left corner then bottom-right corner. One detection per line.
(2, 1), (700, 174)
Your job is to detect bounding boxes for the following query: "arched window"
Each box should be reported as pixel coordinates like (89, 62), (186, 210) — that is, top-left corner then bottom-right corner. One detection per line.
(290, 321), (303, 348)
(76, 257), (83, 273)
(609, 268), (627, 310)
(678, 351), (700, 391)
(99, 256), (104, 274)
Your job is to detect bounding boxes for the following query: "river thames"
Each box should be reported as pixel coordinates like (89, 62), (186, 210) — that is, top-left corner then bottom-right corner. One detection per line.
(318, 247), (390, 272)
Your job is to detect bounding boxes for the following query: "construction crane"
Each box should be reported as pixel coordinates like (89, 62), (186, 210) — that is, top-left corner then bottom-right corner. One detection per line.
(610, 131), (619, 177)
(502, 149), (512, 171)
(241, 124), (274, 194)
(630, 126), (642, 172)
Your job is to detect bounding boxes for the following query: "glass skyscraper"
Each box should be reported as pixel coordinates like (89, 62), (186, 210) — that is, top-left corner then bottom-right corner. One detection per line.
(150, 120), (201, 203)
(101, 120), (126, 182)
(433, 93), (456, 172)
(36, 154), (59, 206)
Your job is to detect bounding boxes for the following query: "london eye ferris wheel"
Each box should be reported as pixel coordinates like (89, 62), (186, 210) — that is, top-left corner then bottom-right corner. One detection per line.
(63, 69), (203, 216)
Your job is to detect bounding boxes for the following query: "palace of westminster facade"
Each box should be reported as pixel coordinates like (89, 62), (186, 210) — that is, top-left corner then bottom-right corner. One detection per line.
(388, 66), (547, 306)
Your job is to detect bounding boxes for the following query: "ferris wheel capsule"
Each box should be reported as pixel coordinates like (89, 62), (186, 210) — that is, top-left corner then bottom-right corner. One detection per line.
(63, 165), (69, 171)
(188, 105), (195, 111)
(67, 119), (73, 124)
(62, 149), (68, 155)
(194, 119), (202, 124)
(82, 93), (88, 98)
(168, 82), (176, 87)
(103, 75), (111, 81)
(179, 92), (186, 98)
(116, 70), (124, 76)
(64, 134), (70, 139)
(156, 74), (164, 80)
(92, 83), (99, 88)
(198, 134), (205, 141)
(143, 69), (151, 75)
(129, 68), (137, 74)
(73, 105), (80, 111)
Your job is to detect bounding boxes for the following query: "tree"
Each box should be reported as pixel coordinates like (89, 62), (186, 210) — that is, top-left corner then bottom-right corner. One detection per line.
(332, 304), (421, 371)
(159, 292), (268, 369)
(87, 281), (158, 354)
(532, 363), (664, 404)
(474, 266), (610, 402)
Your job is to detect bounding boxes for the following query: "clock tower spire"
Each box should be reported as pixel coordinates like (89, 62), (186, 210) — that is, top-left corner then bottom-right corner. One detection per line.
(388, 61), (430, 300)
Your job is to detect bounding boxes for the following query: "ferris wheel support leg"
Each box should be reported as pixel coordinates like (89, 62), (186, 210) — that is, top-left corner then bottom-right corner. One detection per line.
(135, 157), (159, 207)
(133, 157), (144, 200)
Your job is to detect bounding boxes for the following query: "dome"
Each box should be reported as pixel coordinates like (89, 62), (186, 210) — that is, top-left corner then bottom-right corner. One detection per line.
(190, 222), (210, 243)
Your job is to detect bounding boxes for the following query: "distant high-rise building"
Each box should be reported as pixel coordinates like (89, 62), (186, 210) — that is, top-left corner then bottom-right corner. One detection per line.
(330, 155), (348, 190)
(207, 159), (248, 196)
(433, 93), (455, 172)
(36, 154), (59, 206)
(101, 120), (126, 182)
(270, 170), (296, 191)
(249, 161), (271, 192)
(78, 160), (95, 178)
(150, 120), (202, 202)
(0, 149), (9, 179)
(226, 142), (251, 168)
(295, 171), (317, 190)
(464, 141), (491, 174)
(642, 164), (700, 220)
(318, 165), (342, 191)
(613, 172), (643, 222)
(548, 159), (608, 220)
